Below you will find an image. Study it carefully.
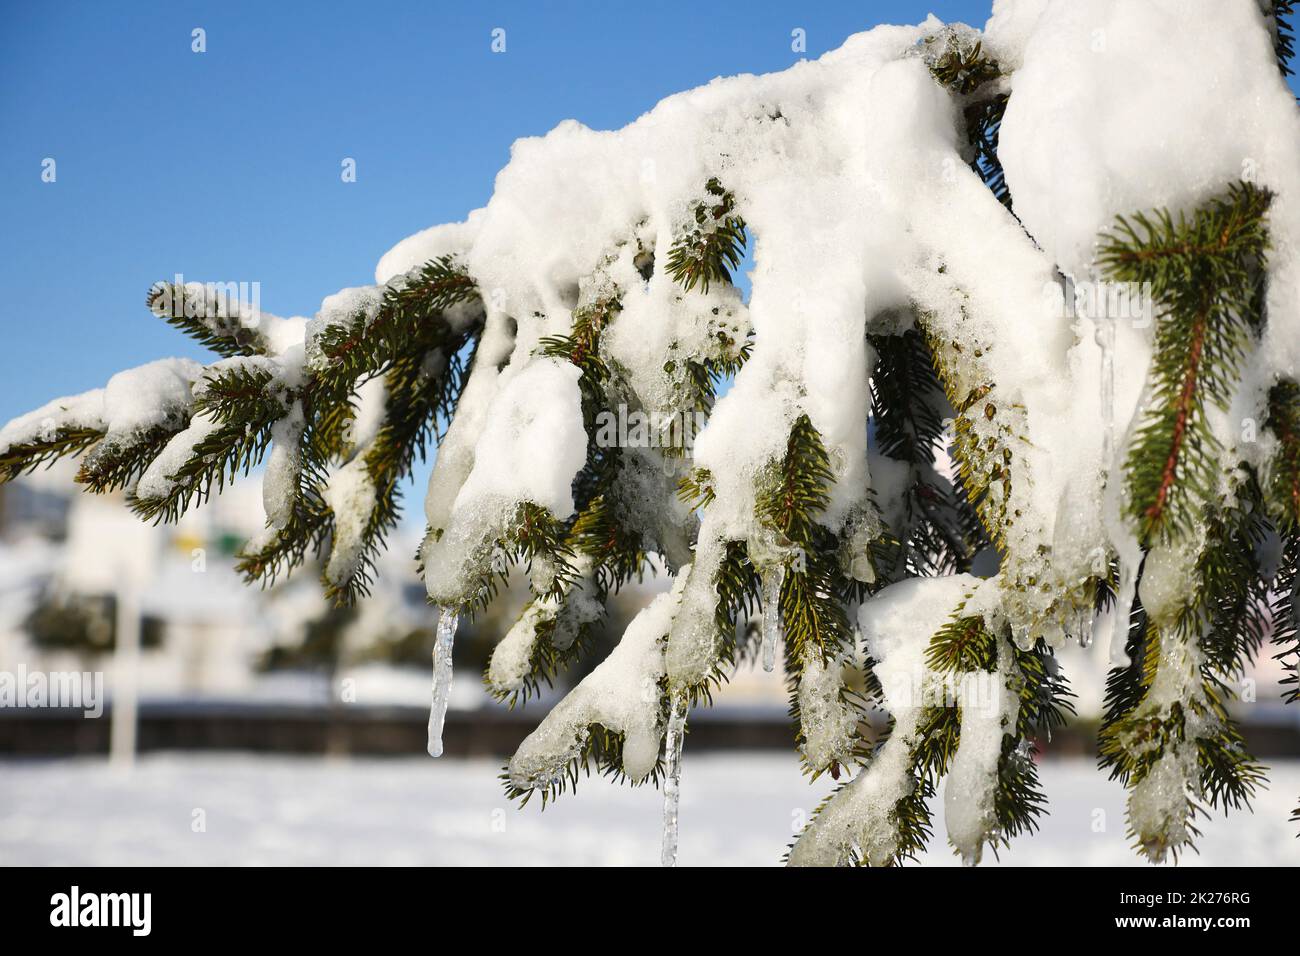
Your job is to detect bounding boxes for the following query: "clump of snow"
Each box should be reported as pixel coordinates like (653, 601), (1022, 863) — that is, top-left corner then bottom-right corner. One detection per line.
(508, 570), (691, 790)
(979, 1), (1048, 72)
(421, 358), (587, 605)
(943, 651), (1019, 864)
(453, 361), (586, 520)
(796, 651), (860, 773)
(1138, 535), (1206, 626)
(263, 400), (305, 530)
(374, 214), (482, 285)
(487, 562), (602, 696)
(305, 286), (385, 373)
(998, 1), (1300, 366)
(663, 526), (729, 688)
(100, 359), (205, 442)
(322, 454), (378, 587)
(134, 356), (288, 505)
(789, 575), (976, 866)
(346, 376), (388, 455)
(134, 413), (222, 502)
(1127, 748), (1198, 863)
(0, 358), (204, 463)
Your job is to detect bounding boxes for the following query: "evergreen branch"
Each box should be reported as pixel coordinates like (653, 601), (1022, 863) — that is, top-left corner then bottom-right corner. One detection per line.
(1191, 484), (1272, 678)
(1100, 574), (1152, 743)
(1273, 533), (1299, 705)
(454, 502), (582, 619)
(925, 611), (1073, 858)
(1099, 183), (1271, 278)
(146, 281), (268, 357)
(925, 327), (1015, 552)
(1266, 380), (1300, 526)
(870, 329), (984, 575)
(537, 296), (621, 406)
(490, 483), (647, 709)
(76, 423), (185, 493)
(247, 261), (478, 598)
(665, 179), (747, 293)
(129, 364), (287, 522)
(870, 330), (948, 466)
(502, 723), (664, 807)
(238, 502), (333, 588)
(677, 467), (716, 510)
(892, 706), (961, 864)
(0, 427), (104, 483)
(752, 416), (858, 745)
(992, 641), (1075, 849)
(1100, 182), (1272, 543)
(321, 319), (475, 604)
(1275, 532), (1300, 833)
(1099, 481), (1269, 859)
(685, 335), (752, 413)
(756, 414), (833, 548)
(570, 490), (648, 595)
(926, 612), (996, 673)
(487, 600), (602, 710)
(927, 36), (1011, 209)
(927, 36), (1001, 95)
(680, 539), (762, 711)
(1272, 1), (1297, 76)
(777, 531), (854, 665)
(311, 256), (479, 400)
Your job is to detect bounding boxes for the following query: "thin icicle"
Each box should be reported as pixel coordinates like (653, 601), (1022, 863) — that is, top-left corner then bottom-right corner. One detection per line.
(1109, 560), (1136, 668)
(1073, 605), (1094, 648)
(1095, 311), (1136, 668)
(1095, 314), (1116, 471)
(760, 565), (785, 673)
(661, 690), (689, 867)
(427, 606), (459, 758)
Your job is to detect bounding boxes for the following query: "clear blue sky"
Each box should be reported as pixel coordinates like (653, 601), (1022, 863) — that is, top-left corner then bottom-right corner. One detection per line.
(0, 1), (990, 419)
(4, 2), (1294, 521)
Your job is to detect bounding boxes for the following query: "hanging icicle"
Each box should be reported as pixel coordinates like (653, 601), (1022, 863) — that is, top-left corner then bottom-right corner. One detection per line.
(1109, 561), (1136, 668)
(1094, 310), (1136, 668)
(1095, 313), (1117, 472)
(759, 565), (785, 673)
(661, 690), (689, 867)
(427, 606), (459, 758)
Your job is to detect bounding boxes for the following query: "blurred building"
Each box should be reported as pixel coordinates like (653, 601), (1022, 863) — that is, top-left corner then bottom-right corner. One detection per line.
(0, 463), (440, 705)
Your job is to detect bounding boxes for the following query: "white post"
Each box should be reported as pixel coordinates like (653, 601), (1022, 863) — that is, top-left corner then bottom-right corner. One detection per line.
(110, 584), (140, 769)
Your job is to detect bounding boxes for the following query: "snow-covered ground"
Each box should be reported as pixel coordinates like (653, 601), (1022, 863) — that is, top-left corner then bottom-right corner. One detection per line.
(1, 753), (1296, 866)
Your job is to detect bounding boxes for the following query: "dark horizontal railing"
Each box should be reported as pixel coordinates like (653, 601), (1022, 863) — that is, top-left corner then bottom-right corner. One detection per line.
(1, 703), (1297, 759)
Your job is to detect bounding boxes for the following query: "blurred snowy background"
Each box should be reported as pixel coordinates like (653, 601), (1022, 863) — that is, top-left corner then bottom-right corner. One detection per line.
(1, 465), (1297, 866)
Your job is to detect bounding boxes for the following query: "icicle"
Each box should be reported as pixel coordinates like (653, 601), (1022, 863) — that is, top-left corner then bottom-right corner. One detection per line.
(1095, 314), (1116, 473)
(1109, 560), (1136, 669)
(426, 606), (459, 758)
(661, 690), (689, 867)
(1072, 605), (1094, 648)
(1093, 310), (1133, 662)
(1011, 623), (1034, 652)
(760, 565), (785, 673)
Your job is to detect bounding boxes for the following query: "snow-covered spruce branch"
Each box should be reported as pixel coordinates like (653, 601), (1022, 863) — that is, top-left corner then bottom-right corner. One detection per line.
(3, 2), (1300, 865)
